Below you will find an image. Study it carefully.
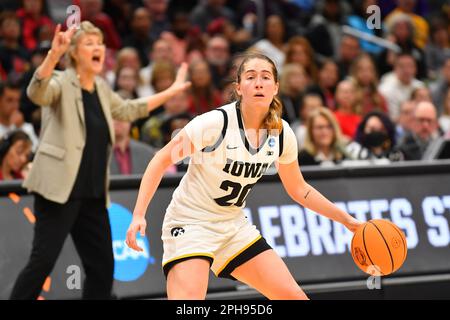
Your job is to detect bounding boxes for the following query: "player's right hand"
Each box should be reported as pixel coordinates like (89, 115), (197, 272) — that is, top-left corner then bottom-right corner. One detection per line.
(125, 216), (147, 252)
(50, 24), (77, 60)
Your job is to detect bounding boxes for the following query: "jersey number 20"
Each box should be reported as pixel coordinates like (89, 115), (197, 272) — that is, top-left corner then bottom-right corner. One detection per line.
(214, 180), (256, 207)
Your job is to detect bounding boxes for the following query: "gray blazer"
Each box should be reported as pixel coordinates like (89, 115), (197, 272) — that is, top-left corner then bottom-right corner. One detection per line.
(110, 139), (156, 175)
(23, 67), (149, 204)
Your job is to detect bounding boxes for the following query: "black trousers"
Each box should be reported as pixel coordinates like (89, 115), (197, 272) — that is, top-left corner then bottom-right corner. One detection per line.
(10, 194), (114, 300)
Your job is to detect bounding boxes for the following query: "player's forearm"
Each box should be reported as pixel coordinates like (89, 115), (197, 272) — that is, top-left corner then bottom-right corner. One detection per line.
(132, 152), (171, 218)
(295, 183), (354, 227)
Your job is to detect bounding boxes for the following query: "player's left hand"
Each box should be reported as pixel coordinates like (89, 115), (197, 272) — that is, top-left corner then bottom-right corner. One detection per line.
(345, 217), (364, 233)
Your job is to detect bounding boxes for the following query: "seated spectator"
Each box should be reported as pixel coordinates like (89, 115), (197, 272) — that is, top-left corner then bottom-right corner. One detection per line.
(0, 12), (30, 76)
(411, 86), (433, 104)
(79, 0), (121, 50)
(299, 107), (348, 166)
(160, 10), (191, 66)
(0, 80), (38, 150)
(349, 53), (388, 116)
(379, 53), (425, 121)
(189, 0), (236, 33)
(396, 101), (441, 160)
(143, 0), (171, 40)
(439, 87), (450, 134)
(207, 16), (252, 54)
(16, 0), (54, 52)
(347, 111), (400, 162)
(292, 92), (324, 150)
(384, 0), (430, 49)
(307, 59), (339, 110)
(205, 35), (231, 90)
(187, 59), (222, 115)
(425, 17), (450, 80)
(279, 64), (309, 124)
(0, 130), (32, 180)
(114, 66), (140, 100)
(110, 120), (156, 175)
(336, 34), (360, 80)
(378, 13), (427, 80)
(284, 36), (318, 83)
(333, 80), (362, 140)
(122, 7), (154, 67)
(250, 15), (287, 71)
(106, 47), (141, 89)
(396, 100), (416, 143)
(431, 58), (450, 115)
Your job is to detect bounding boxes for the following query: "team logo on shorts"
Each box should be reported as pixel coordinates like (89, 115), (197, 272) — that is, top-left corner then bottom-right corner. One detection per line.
(171, 227), (185, 237)
(268, 137), (276, 148)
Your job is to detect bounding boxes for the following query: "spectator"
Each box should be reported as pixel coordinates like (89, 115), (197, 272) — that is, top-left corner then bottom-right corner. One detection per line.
(379, 53), (425, 121)
(292, 92), (324, 151)
(0, 80), (38, 150)
(140, 91), (190, 149)
(106, 47), (141, 88)
(306, 59), (339, 110)
(143, 0), (171, 40)
(79, 0), (122, 50)
(333, 79), (362, 140)
(384, 0), (429, 49)
(279, 64), (309, 124)
(110, 120), (156, 175)
(122, 7), (154, 67)
(250, 15), (286, 71)
(299, 107), (348, 166)
(347, 111), (399, 161)
(439, 87), (450, 134)
(425, 17), (450, 80)
(139, 39), (174, 97)
(102, 0), (133, 36)
(396, 100), (416, 142)
(189, 0), (236, 32)
(349, 53), (388, 116)
(396, 101), (440, 160)
(378, 13), (427, 79)
(284, 36), (318, 83)
(114, 66), (140, 100)
(207, 17), (252, 54)
(16, 0), (54, 52)
(306, 0), (348, 59)
(205, 35), (231, 90)
(430, 58), (450, 115)
(0, 12), (30, 76)
(336, 35), (360, 80)
(160, 10), (191, 66)
(411, 86), (432, 104)
(186, 59), (222, 115)
(0, 130), (32, 180)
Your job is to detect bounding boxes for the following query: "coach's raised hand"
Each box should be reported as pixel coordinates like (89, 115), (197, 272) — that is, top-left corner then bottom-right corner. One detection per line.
(37, 24), (77, 79)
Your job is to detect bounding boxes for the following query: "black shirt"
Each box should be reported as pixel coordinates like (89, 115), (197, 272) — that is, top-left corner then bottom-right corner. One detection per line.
(70, 87), (110, 199)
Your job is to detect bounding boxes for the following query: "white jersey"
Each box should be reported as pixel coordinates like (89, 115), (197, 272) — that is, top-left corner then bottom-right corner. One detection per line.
(165, 102), (298, 222)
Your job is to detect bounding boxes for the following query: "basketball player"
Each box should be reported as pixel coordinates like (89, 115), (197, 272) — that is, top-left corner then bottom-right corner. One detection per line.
(126, 54), (363, 300)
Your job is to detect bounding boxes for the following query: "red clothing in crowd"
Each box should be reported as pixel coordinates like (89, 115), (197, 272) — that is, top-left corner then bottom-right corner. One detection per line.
(333, 110), (362, 139)
(113, 146), (131, 175)
(16, 8), (54, 51)
(187, 91), (223, 115)
(0, 170), (23, 181)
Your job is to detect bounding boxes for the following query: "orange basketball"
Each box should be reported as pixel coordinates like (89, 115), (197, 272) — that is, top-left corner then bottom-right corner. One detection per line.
(351, 219), (407, 276)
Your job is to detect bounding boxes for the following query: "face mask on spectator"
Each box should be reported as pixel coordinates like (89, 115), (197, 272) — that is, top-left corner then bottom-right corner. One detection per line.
(363, 131), (388, 148)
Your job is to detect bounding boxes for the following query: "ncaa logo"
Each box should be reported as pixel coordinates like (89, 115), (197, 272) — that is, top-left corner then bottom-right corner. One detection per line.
(108, 203), (155, 282)
(268, 137), (276, 148)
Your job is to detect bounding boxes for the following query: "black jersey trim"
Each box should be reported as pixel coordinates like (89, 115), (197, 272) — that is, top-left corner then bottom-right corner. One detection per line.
(202, 108), (228, 153)
(278, 121), (284, 157)
(235, 105), (268, 155)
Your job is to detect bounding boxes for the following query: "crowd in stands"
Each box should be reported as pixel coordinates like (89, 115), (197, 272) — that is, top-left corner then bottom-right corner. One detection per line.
(0, 0), (449, 181)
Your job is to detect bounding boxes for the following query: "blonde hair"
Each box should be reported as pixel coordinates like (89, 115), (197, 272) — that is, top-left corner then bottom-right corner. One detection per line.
(303, 107), (346, 160)
(279, 63), (307, 96)
(285, 36), (318, 81)
(234, 53), (283, 134)
(66, 21), (104, 68)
